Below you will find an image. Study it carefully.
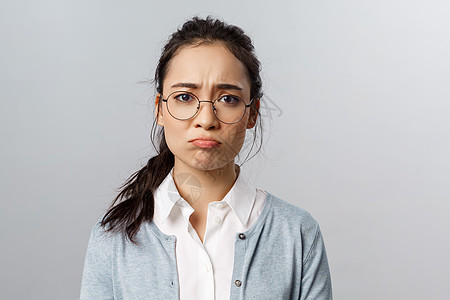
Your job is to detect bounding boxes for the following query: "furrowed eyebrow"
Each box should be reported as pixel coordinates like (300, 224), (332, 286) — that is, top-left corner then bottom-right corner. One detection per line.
(170, 82), (243, 91)
(171, 82), (199, 89)
(216, 83), (243, 91)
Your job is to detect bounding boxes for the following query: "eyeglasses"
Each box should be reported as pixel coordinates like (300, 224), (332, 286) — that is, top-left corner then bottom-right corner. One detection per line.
(160, 91), (253, 124)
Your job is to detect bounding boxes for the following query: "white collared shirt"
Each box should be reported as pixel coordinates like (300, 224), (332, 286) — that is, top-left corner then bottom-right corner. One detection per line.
(153, 165), (267, 300)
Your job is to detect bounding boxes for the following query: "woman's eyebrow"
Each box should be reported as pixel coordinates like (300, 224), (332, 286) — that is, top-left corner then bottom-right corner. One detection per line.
(171, 82), (198, 89)
(170, 82), (243, 90)
(216, 83), (243, 91)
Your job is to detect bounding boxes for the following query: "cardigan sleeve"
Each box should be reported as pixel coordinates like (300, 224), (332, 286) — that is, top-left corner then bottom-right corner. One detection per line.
(300, 224), (333, 300)
(79, 219), (114, 300)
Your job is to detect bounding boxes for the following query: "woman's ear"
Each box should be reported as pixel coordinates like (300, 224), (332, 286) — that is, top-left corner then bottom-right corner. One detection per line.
(155, 94), (164, 126)
(246, 98), (260, 129)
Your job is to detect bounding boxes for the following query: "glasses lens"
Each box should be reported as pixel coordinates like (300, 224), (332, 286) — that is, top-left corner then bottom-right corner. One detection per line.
(167, 92), (199, 120)
(214, 95), (246, 123)
(166, 92), (247, 123)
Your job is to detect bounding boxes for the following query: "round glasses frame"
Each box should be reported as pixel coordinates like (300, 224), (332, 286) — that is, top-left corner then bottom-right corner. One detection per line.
(160, 91), (254, 124)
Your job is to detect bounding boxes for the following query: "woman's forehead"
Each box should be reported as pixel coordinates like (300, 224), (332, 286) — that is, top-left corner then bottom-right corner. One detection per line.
(163, 43), (250, 91)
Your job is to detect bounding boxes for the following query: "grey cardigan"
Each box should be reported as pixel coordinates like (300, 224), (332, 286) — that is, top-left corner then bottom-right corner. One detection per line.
(80, 191), (333, 299)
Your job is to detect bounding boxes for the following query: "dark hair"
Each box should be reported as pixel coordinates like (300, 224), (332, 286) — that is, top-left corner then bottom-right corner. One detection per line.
(101, 16), (264, 244)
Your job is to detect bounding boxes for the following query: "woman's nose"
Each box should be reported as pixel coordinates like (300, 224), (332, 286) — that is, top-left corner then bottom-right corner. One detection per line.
(193, 101), (220, 129)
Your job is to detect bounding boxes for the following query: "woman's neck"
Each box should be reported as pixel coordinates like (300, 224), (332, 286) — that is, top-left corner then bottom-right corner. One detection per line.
(171, 160), (239, 208)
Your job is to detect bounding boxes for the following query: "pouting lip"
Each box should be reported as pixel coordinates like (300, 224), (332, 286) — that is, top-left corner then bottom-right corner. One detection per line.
(189, 137), (221, 143)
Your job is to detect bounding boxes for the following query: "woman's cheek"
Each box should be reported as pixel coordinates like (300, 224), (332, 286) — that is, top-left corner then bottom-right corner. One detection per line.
(163, 127), (179, 155)
(220, 125), (247, 157)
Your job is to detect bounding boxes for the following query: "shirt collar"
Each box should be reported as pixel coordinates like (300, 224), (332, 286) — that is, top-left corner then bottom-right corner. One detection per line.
(154, 164), (257, 227)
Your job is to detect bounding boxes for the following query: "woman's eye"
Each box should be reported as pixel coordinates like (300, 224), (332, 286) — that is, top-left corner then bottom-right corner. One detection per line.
(218, 95), (240, 105)
(174, 94), (194, 102)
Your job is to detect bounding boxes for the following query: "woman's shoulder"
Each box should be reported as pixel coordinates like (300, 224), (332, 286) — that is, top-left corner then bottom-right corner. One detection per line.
(263, 190), (321, 232)
(86, 212), (170, 249)
(255, 191), (327, 264)
(87, 214), (116, 245)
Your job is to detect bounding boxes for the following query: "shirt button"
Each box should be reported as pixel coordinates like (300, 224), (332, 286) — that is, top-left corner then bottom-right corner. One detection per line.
(239, 233), (246, 240)
(204, 264), (211, 272)
(216, 202), (225, 208)
(235, 280), (242, 287)
(213, 216), (221, 223)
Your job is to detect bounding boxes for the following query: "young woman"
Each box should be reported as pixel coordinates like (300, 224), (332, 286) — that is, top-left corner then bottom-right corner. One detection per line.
(80, 16), (333, 300)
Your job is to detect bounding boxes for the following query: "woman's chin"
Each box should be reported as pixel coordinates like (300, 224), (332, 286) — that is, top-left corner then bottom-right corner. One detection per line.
(191, 156), (233, 172)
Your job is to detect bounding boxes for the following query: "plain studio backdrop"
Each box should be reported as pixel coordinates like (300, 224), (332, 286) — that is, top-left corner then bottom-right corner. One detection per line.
(1, 0), (449, 299)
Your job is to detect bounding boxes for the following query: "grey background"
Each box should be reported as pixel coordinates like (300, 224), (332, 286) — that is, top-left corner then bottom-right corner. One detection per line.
(1, 0), (449, 299)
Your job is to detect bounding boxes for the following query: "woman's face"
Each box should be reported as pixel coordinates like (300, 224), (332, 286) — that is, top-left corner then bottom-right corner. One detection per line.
(156, 43), (257, 172)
